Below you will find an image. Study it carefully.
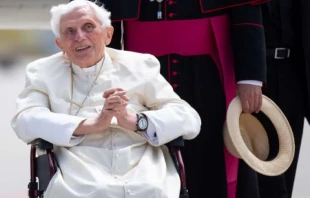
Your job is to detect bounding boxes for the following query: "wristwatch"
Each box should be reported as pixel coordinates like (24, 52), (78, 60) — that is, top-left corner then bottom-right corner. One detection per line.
(136, 113), (148, 132)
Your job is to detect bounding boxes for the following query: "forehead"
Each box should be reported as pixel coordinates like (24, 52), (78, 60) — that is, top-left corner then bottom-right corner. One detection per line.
(60, 6), (100, 28)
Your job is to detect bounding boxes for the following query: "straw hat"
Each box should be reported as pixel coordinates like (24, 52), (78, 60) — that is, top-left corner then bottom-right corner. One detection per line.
(223, 95), (295, 176)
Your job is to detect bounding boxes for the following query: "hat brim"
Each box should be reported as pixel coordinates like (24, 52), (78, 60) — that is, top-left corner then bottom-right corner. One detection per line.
(224, 95), (295, 176)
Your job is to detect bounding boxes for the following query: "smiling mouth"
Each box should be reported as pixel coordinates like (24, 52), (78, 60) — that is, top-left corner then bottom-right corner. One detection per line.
(76, 46), (91, 51)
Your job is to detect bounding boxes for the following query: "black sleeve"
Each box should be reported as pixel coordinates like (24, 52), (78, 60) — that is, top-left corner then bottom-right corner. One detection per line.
(108, 21), (122, 50)
(230, 4), (267, 83)
(100, 0), (141, 50)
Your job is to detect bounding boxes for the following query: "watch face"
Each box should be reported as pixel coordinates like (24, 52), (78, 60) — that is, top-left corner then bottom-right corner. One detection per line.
(138, 118), (148, 130)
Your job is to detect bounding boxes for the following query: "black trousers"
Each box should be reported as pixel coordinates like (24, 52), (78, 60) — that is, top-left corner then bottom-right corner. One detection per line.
(157, 54), (228, 198)
(237, 55), (306, 198)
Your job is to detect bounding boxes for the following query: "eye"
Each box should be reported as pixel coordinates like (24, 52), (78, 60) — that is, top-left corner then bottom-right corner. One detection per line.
(84, 23), (94, 32)
(65, 28), (75, 35)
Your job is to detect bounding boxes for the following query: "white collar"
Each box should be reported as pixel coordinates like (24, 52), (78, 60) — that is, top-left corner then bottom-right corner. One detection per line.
(70, 50), (113, 77)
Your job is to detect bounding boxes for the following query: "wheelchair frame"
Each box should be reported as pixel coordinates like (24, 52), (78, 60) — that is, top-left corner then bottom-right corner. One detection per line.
(27, 137), (189, 198)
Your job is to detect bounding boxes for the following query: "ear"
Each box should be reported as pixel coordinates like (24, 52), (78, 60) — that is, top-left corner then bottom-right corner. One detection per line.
(55, 38), (63, 51)
(105, 26), (114, 45)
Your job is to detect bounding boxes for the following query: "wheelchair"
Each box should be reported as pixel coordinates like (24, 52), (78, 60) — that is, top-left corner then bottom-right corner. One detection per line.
(27, 137), (189, 198)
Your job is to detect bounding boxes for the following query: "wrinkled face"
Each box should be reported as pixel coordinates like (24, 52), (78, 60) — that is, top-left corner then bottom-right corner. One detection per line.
(56, 6), (113, 67)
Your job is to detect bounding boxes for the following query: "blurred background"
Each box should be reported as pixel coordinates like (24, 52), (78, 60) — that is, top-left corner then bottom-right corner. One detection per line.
(0, 0), (309, 198)
(0, 1), (64, 197)
(0, 29), (60, 198)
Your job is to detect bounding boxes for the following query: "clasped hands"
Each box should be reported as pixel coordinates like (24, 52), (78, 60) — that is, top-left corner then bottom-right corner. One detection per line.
(96, 88), (137, 131)
(73, 88), (137, 136)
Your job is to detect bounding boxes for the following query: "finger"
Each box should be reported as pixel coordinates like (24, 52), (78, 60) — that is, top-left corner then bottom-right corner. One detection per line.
(104, 99), (123, 108)
(103, 99), (122, 109)
(106, 96), (129, 103)
(253, 94), (259, 113)
(111, 90), (127, 96)
(103, 97), (127, 111)
(109, 91), (129, 101)
(110, 91), (129, 102)
(104, 103), (122, 111)
(239, 93), (248, 113)
(239, 94), (250, 113)
(119, 94), (130, 101)
(244, 100), (250, 114)
(101, 109), (117, 115)
(248, 93), (255, 113)
(106, 95), (124, 103)
(103, 88), (125, 98)
(103, 88), (117, 98)
(103, 103), (119, 110)
(110, 102), (128, 111)
(256, 93), (263, 113)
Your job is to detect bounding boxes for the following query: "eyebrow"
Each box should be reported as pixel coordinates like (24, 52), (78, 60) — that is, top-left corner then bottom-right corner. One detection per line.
(62, 18), (96, 30)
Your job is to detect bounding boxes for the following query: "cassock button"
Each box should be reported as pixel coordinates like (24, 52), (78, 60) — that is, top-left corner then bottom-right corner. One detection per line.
(127, 189), (132, 194)
(172, 59), (178, 64)
(172, 71), (178, 76)
(173, 84), (179, 88)
(168, 13), (174, 18)
(168, 1), (174, 5)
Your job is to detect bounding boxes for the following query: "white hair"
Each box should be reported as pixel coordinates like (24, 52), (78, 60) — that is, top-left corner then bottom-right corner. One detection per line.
(50, 0), (111, 37)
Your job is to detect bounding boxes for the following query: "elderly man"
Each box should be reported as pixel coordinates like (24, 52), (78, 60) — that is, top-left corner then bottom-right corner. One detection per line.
(11, 0), (201, 197)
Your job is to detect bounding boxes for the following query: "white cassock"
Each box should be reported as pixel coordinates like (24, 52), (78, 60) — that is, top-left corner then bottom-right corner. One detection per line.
(11, 47), (201, 198)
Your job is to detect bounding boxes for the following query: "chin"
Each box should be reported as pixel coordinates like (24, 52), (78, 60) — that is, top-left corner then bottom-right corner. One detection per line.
(74, 56), (96, 68)
(80, 62), (94, 68)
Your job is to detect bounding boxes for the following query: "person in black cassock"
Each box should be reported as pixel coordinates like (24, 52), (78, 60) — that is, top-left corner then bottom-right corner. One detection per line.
(237, 1), (310, 198)
(72, 0), (270, 197)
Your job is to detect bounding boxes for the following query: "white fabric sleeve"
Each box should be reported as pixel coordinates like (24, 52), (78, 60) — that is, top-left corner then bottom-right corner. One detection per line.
(237, 80), (263, 86)
(141, 54), (201, 146)
(141, 118), (159, 145)
(11, 61), (86, 147)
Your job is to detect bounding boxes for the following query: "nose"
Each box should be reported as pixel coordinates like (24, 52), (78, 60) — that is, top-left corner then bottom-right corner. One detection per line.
(74, 29), (86, 42)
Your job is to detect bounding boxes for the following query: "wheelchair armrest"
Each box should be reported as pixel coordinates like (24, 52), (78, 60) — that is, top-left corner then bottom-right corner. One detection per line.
(28, 138), (54, 150)
(166, 136), (184, 147)
(166, 136), (188, 197)
(28, 139), (57, 197)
